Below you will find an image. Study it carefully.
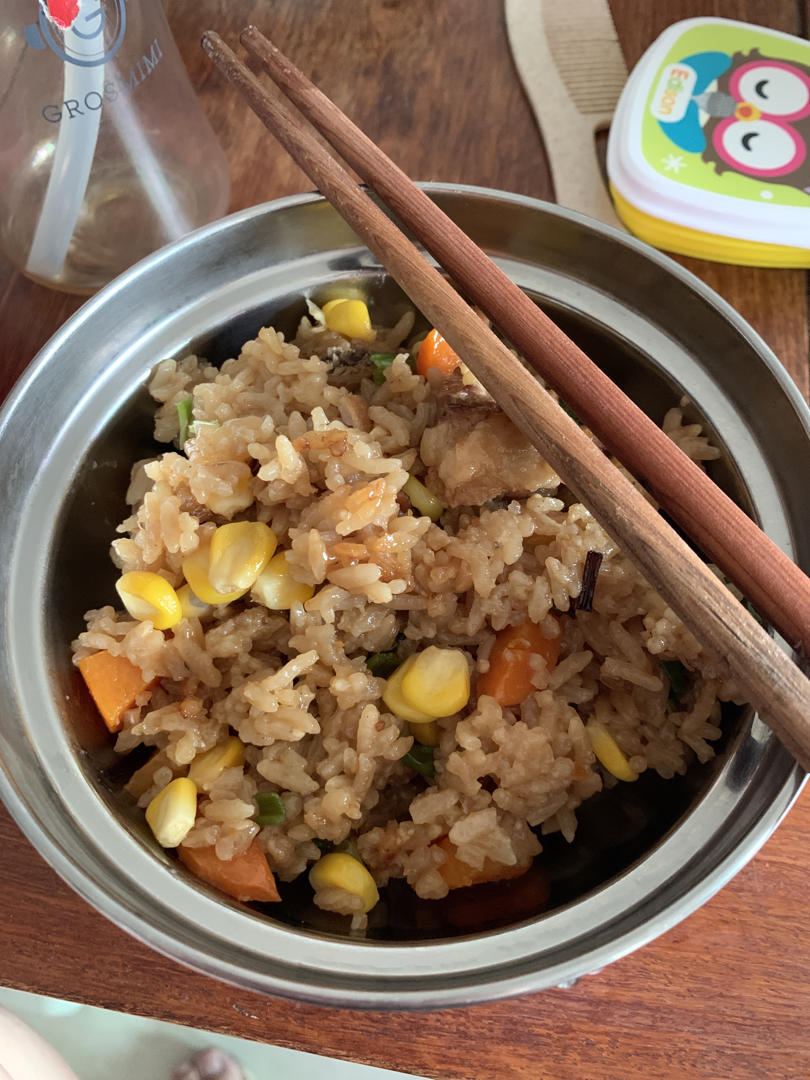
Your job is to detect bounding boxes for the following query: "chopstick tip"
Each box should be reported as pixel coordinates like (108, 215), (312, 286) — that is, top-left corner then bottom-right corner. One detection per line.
(200, 29), (221, 55)
(240, 25), (266, 48)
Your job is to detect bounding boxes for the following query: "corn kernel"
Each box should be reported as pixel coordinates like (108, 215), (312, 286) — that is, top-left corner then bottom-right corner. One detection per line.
(176, 583), (213, 621)
(125, 750), (172, 799)
(251, 551), (315, 609)
(382, 655), (435, 724)
(208, 521), (277, 594)
(182, 534), (249, 606)
(309, 852), (379, 913)
(459, 361), (485, 390)
(115, 571), (182, 631)
(205, 465), (253, 518)
(401, 646), (470, 718)
(187, 735), (246, 790)
(586, 722), (638, 782)
(409, 720), (439, 747)
(402, 475), (443, 521)
(322, 298), (375, 341)
(145, 777), (198, 847)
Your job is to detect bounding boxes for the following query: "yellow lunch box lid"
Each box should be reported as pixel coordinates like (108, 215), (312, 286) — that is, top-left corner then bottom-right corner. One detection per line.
(606, 17), (810, 267)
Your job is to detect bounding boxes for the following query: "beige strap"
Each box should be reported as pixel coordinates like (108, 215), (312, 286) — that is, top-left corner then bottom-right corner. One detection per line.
(506, 0), (627, 228)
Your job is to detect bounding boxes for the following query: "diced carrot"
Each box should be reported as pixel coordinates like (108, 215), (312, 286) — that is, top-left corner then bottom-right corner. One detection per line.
(177, 839), (281, 903)
(476, 619), (561, 707)
(436, 836), (533, 891)
(77, 650), (152, 733)
(416, 329), (461, 377)
(442, 863), (551, 930)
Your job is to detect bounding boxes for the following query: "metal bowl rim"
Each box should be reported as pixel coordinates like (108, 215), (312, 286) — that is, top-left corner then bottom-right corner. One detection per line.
(0, 184), (806, 1008)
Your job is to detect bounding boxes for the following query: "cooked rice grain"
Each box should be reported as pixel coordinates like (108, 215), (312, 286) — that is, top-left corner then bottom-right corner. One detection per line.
(73, 312), (738, 918)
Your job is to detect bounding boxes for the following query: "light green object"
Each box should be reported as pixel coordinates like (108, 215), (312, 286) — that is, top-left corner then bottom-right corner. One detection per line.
(0, 986), (431, 1080)
(607, 17), (810, 265)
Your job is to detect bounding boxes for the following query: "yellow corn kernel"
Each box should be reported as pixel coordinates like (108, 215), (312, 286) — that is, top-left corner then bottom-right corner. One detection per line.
(251, 551), (315, 609)
(205, 465), (253, 518)
(145, 777), (198, 848)
(182, 534), (248, 606)
(400, 646), (470, 718)
(309, 852), (379, 914)
(115, 571), (182, 631)
(402, 475), (443, 521)
(176, 583), (213, 621)
(586, 722), (638, 782)
(208, 521), (277, 595)
(124, 750), (173, 800)
(382, 655), (435, 724)
(322, 298), (375, 342)
(459, 360), (485, 390)
(409, 720), (439, 747)
(188, 735), (246, 789)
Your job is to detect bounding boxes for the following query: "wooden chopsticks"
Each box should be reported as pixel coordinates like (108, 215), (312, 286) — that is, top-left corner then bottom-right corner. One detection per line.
(235, 26), (810, 657)
(201, 28), (810, 772)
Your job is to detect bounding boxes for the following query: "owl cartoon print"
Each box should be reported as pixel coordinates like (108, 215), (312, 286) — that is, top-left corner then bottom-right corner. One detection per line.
(654, 46), (810, 197)
(608, 19), (810, 265)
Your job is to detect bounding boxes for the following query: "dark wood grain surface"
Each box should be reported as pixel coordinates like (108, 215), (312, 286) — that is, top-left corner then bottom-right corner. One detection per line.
(1, 3), (808, 1078)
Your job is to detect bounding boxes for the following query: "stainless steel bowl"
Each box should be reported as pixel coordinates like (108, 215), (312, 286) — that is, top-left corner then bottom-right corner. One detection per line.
(0, 186), (807, 1008)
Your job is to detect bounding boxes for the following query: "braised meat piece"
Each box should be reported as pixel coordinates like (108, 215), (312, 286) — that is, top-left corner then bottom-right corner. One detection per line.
(325, 340), (373, 388)
(434, 373), (499, 427)
(420, 371), (559, 505)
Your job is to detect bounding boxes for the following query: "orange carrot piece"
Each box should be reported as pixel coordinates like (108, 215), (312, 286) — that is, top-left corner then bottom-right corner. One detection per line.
(436, 836), (533, 891)
(476, 619), (561, 707)
(442, 863), (551, 930)
(77, 650), (152, 733)
(416, 329), (461, 377)
(177, 839), (281, 903)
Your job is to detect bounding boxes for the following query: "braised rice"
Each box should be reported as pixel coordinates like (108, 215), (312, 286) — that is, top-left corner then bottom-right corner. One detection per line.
(72, 306), (741, 927)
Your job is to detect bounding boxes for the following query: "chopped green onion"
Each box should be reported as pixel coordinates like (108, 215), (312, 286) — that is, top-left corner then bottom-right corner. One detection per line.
(369, 353), (397, 385)
(743, 597), (767, 627)
(189, 419), (220, 439)
(176, 397), (193, 450)
(661, 659), (687, 702)
(402, 744), (435, 779)
(253, 791), (286, 826)
(334, 837), (361, 861)
(402, 475), (443, 521)
(559, 399), (583, 425)
(367, 648), (401, 677)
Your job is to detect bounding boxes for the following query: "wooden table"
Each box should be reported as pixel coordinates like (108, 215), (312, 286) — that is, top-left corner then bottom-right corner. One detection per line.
(1, 3), (809, 1078)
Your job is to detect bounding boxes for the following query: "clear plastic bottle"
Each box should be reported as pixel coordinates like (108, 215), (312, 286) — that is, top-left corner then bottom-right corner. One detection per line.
(0, 0), (231, 293)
